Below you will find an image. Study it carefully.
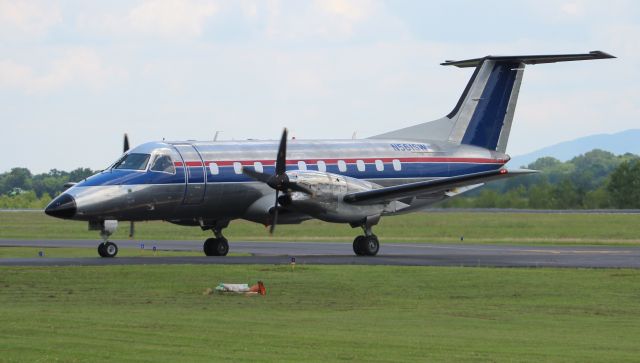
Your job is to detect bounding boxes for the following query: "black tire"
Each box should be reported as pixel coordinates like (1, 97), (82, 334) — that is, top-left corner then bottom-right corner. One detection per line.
(98, 242), (118, 258)
(362, 235), (379, 256)
(97, 243), (107, 257)
(353, 236), (365, 256)
(204, 237), (229, 256)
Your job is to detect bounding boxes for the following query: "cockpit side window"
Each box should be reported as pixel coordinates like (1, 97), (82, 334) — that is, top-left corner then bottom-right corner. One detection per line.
(113, 153), (150, 171)
(150, 155), (176, 174)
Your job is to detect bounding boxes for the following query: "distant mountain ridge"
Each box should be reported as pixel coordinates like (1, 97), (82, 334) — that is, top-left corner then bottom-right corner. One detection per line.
(508, 129), (640, 168)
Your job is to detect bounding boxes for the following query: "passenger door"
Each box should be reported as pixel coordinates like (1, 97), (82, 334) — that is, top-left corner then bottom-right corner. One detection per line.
(174, 144), (206, 204)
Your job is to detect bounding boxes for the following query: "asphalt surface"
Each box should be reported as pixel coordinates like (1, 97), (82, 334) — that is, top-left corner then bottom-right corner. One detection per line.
(1, 239), (639, 268)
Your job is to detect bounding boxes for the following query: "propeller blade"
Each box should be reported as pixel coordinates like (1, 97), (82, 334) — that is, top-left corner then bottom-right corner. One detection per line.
(124, 133), (130, 153)
(242, 167), (273, 184)
(270, 190), (279, 234)
(275, 128), (288, 176)
(289, 182), (313, 194)
(129, 221), (135, 238)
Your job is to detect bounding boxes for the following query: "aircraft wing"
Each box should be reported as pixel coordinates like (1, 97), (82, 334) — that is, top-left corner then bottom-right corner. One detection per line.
(343, 169), (538, 205)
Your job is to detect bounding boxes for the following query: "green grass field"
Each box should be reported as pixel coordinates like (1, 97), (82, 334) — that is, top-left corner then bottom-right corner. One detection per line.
(2, 211), (640, 245)
(1, 265), (639, 362)
(2, 212), (640, 361)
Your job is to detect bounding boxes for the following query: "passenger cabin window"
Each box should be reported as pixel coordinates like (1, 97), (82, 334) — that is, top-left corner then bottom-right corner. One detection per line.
(317, 161), (326, 172)
(392, 159), (402, 171)
(338, 160), (347, 172)
(297, 161), (307, 170)
(356, 160), (365, 172)
(254, 162), (263, 173)
(375, 160), (384, 171)
(113, 153), (150, 171)
(233, 162), (242, 174)
(209, 162), (219, 175)
(150, 155), (175, 174)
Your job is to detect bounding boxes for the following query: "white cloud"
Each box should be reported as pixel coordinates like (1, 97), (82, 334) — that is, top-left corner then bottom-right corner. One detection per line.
(261, 0), (385, 40)
(128, 0), (217, 37)
(0, 49), (127, 93)
(560, 2), (585, 16)
(77, 0), (218, 39)
(0, 0), (61, 38)
(316, 0), (375, 21)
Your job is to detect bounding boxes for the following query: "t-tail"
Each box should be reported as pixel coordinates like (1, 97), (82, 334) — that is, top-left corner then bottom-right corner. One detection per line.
(370, 51), (615, 153)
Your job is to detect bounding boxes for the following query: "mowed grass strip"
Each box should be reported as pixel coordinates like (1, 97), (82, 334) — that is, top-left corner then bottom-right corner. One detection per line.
(0, 265), (639, 362)
(2, 211), (640, 245)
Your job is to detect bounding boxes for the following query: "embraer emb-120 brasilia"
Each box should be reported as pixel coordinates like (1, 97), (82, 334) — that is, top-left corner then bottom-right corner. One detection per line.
(45, 51), (614, 258)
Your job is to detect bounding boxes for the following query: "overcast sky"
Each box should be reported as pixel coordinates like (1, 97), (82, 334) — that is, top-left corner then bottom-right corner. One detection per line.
(1, 0), (638, 173)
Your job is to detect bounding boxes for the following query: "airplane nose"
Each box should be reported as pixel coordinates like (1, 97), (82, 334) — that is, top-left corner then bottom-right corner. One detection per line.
(45, 194), (77, 219)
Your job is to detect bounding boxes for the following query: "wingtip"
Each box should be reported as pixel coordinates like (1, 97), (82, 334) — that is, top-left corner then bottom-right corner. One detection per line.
(590, 50), (616, 59)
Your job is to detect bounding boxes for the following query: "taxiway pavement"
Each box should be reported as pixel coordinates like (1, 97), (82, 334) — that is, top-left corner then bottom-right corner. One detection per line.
(0, 239), (639, 268)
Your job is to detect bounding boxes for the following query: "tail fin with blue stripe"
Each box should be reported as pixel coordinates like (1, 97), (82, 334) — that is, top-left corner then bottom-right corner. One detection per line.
(370, 51), (615, 153)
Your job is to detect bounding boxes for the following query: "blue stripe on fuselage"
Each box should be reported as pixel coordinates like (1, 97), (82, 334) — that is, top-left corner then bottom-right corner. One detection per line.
(78, 169), (186, 186)
(77, 162), (502, 186)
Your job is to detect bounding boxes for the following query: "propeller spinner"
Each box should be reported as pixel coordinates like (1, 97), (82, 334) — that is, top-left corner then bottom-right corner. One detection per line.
(242, 128), (310, 234)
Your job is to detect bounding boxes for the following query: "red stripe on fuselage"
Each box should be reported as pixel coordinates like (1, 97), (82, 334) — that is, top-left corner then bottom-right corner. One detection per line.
(173, 157), (506, 168)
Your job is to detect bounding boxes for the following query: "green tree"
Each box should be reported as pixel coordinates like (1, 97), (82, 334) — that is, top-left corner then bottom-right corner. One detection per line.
(570, 149), (620, 191)
(0, 168), (32, 194)
(552, 178), (581, 209)
(474, 190), (499, 208)
(583, 187), (612, 209)
(607, 160), (640, 208)
(527, 180), (554, 209)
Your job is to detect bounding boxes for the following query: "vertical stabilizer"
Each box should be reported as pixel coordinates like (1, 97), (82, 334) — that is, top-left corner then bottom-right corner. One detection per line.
(447, 60), (524, 153)
(369, 51), (615, 153)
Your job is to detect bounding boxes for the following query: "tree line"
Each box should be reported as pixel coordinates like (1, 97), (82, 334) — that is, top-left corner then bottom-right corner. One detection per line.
(0, 168), (95, 209)
(442, 149), (640, 209)
(0, 149), (639, 209)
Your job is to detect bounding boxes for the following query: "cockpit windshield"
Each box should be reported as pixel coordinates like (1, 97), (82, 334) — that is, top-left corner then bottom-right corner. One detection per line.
(112, 153), (150, 171)
(150, 154), (175, 174)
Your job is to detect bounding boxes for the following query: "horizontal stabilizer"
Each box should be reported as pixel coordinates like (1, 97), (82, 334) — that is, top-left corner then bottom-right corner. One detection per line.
(343, 169), (538, 205)
(442, 50), (615, 68)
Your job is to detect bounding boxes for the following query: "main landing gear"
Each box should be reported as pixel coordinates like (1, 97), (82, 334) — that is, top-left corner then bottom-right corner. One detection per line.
(353, 235), (379, 256)
(352, 217), (380, 256)
(202, 221), (229, 256)
(204, 236), (229, 256)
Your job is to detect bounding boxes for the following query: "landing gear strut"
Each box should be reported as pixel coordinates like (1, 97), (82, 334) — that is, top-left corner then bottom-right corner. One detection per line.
(202, 220), (230, 256)
(352, 217), (380, 256)
(91, 220), (119, 258)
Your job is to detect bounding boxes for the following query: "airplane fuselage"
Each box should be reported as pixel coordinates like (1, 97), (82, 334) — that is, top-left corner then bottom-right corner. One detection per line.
(60, 138), (507, 225)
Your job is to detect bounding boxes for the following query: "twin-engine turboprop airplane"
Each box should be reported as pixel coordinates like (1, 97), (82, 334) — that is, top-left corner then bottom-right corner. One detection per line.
(45, 51), (614, 258)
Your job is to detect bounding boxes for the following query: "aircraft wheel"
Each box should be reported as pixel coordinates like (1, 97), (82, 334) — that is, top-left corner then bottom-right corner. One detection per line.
(361, 235), (379, 256)
(98, 242), (118, 258)
(204, 237), (229, 256)
(353, 236), (366, 256)
(98, 243), (106, 257)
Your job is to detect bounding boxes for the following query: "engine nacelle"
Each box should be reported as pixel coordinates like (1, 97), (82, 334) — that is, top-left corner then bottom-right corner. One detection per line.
(281, 170), (385, 224)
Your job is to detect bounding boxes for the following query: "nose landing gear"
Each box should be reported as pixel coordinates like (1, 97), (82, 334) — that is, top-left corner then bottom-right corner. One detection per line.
(90, 220), (119, 258)
(98, 241), (118, 258)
